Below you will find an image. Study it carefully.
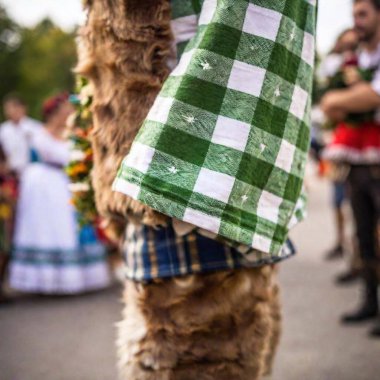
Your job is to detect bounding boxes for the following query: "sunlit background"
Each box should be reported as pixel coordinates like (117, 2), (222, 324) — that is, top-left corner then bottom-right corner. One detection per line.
(2, 0), (353, 54)
(0, 0), (355, 120)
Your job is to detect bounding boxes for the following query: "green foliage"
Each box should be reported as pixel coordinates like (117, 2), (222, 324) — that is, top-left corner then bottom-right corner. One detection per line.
(0, 6), (22, 110)
(0, 6), (77, 120)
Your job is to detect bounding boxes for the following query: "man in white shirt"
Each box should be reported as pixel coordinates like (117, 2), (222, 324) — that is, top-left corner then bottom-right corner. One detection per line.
(0, 94), (42, 175)
(321, 0), (380, 337)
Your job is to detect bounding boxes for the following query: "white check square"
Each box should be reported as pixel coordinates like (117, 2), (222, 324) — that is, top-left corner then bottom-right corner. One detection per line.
(146, 96), (174, 124)
(171, 49), (195, 77)
(301, 32), (314, 66)
(198, 0), (217, 25)
(227, 60), (266, 97)
(124, 142), (155, 174)
(289, 85), (308, 120)
(193, 168), (235, 203)
(257, 190), (282, 223)
(211, 115), (251, 152)
(252, 233), (272, 253)
(112, 178), (141, 199)
(183, 208), (221, 233)
(243, 4), (282, 41)
(275, 140), (296, 173)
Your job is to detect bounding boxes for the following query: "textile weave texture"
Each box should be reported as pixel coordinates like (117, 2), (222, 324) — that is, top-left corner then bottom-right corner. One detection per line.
(123, 222), (295, 281)
(113, 0), (317, 256)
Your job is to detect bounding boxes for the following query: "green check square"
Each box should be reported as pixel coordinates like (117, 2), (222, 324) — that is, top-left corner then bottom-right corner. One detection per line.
(282, 113), (300, 144)
(117, 166), (144, 185)
(283, 0), (308, 31)
(304, 3), (317, 35)
(255, 218), (276, 239)
(203, 143), (243, 177)
(245, 127), (282, 165)
(198, 23), (242, 60)
(295, 120), (310, 152)
(267, 43), (301, 84)
(175, 75), (226, 115)
(265, 167), (288, 198)
(228, 179), (261, 213)
(277, 16), (304, 58)
(166, 100), (218, 140)
(155, 126), (210, 166)
(236, 153), (273, 189)
(146, 151), (201, 192)
(220, 88), (258, 124)
(212, 0), (249, 30)
(236, 33), (274, 69)
(136, 121), (165, 148)
(250, 0), (286, 13)
(188, 192), (225, 218)
(283, 173), (303, 202)
(186, 49), (234, 88)
(296, 60), (314, 89)
(139, 179), (188, 219)
(290, 147), (307, 178)
(160, 76), (182, 98)
(273, 223), (288, 244)
(252, 99), (288, 138)
(303, 99), (312, 125)
(219, 220), (254, 247)
(277, 198), (297, 225)
(223, 205), (258, 232)
(260, 71), (294, 112)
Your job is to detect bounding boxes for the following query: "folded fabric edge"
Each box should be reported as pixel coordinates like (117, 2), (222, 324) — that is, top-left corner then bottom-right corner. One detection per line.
(113, 176), (291, 256)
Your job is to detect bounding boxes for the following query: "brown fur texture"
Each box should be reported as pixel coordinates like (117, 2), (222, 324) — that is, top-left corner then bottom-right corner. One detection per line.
(118, 267), (281, 380)
(75, 0), (172, 225)
(264, 280), (282, 376)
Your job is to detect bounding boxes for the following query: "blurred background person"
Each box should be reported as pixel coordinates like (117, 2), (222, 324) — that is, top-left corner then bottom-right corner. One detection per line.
(0, 94), (42, 175)
(322, 0), (380, 337)
(319, 29), (359, 264)
(0, 94), (42, 303)
(9, 94), (110, 295)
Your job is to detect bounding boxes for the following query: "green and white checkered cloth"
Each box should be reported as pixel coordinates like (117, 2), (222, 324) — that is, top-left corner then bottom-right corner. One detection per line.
(113, 0), (317, 257)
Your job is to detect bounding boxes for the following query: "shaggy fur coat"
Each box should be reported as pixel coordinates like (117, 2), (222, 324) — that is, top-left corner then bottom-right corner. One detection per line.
(76, 1), (281, 379)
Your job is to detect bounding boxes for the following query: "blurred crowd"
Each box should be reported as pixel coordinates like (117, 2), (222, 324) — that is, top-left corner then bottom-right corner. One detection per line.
(312, 0), (380, 338)
(0, 93), (117, 303)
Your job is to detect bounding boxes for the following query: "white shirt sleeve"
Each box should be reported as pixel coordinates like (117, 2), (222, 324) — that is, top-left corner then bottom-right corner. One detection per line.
(0, 123), (5, 146)
(23, 117), (43, 136)
(359, 46), (380, 96)
(370, 68), (380, 96)
(32, 131), (70, 166)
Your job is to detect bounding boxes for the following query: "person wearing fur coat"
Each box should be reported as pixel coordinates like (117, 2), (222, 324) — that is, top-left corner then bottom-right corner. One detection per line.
(76, 0), (316, 379)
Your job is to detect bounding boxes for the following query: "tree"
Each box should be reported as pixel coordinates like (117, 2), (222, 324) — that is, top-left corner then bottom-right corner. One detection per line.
(16, 19), (77, 119)
(0, 5), (22, 115)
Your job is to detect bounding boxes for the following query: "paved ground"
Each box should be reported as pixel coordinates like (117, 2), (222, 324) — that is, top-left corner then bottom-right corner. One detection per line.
(1, 175), (380, 380)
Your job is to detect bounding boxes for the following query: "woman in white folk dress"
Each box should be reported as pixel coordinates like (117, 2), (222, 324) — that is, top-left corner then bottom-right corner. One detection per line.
(9, 94), (111, 294)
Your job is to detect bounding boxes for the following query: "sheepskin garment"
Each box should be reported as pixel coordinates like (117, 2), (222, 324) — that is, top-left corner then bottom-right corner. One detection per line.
(113, 0), (317, 257)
